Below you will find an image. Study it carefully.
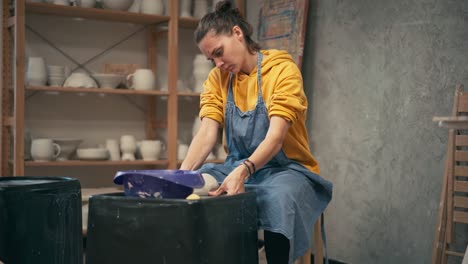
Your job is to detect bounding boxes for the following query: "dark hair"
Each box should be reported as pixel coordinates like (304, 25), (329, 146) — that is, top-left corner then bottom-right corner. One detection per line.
(194, 1), (261, 54)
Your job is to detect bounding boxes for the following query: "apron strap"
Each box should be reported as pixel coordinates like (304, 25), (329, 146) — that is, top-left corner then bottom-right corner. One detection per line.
(256, 52), (263, 101)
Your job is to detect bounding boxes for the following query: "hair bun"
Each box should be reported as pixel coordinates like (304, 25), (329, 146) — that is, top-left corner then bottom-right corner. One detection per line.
(215, 1), (233, 13)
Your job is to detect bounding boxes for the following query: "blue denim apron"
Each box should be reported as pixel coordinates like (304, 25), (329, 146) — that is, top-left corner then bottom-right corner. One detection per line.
(199, 53), (333, 263)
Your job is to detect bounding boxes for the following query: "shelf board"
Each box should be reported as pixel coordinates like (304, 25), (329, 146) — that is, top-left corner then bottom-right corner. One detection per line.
(179, 17), (199, 28)
(25, 160), (169, 166)
(177, 91), (201, 97)
(27, 85), (169, 96)
(26, 2), (170, 24)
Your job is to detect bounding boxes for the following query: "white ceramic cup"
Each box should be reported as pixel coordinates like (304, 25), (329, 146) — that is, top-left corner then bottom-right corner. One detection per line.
(140, 140), (162, 161)
(177, 144), (189, 160)
(53, 0), (69, 5)
(78, 0), (95, 8)
(127, 69), (155, 91)
(48, 77), (65, 86)
(27, 57), (47, 86)
(31, 139), (61, 162)
(141, 0), (164, 15)
(47, 65), (65, 76)
(105, 139), (120, 161)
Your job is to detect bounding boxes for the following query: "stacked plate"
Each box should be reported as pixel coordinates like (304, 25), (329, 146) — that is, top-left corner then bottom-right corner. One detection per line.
(47, 65), (67, 87)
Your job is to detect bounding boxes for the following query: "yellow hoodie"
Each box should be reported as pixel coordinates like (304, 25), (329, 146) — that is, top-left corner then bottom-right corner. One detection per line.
(199, 49), (319, 174)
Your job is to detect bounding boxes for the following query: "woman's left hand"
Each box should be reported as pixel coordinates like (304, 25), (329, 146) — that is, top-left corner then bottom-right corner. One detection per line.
(209, 165), (248, 196)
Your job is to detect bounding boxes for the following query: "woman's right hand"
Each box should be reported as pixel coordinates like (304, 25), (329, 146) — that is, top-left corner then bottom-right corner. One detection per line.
(209, 164), (248, 196)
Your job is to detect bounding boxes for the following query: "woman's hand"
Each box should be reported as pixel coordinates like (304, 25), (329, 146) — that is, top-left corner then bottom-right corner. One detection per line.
(209, 165), (248, 196)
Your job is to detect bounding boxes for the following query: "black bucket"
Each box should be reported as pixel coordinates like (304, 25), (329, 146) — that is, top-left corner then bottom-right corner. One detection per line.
(0, 177), (82, 264)
(86, 192), (258, 264)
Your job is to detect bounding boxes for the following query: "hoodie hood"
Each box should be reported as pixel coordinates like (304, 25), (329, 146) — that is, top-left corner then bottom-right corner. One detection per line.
(260, 49), (296, 74)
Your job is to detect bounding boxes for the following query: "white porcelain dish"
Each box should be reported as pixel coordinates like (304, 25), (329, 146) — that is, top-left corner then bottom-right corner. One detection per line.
(77, 148), (109, 160)
(92, 73), (124, 89)
(101, 0), (134, 11)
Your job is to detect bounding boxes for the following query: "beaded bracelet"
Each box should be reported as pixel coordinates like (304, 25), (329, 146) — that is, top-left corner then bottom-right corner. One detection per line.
(244, 159), (257, 173)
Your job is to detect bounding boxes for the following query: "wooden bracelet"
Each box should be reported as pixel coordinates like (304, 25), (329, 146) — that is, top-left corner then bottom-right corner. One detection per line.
(245, 159), (256, 173)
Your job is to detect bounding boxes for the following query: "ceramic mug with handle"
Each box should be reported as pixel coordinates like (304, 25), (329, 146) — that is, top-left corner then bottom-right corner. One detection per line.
(31, 138), (61, 161)
(127, 69), (155, 91)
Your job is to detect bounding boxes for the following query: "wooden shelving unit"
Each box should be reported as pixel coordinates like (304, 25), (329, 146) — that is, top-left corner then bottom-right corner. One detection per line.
(25, 2), (170, 24)
(27, 85), (170, 95)
(25, 160), (169, 167)
(1, 0), (244, 176)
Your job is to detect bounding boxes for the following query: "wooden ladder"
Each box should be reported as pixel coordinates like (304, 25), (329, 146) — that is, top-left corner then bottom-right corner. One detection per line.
(432, 84), (468, 264)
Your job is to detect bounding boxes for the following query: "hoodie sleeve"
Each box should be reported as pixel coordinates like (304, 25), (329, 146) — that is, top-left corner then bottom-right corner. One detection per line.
(268, 61), (307, 123)
(199, 69), (225, 125)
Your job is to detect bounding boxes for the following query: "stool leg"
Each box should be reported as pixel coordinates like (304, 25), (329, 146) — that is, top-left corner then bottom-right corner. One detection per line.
(296, 249), (312, 264)
(295, 217), (323, 264)
(314, 217), (323, 264)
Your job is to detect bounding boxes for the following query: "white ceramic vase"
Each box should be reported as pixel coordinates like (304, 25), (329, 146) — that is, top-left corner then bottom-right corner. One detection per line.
(192, 54), (213, 92)
(120, 135), (136, 161)
(140, 140), (162, 161)
(180, 0), (191, 17)
(141, 0), (164, 15)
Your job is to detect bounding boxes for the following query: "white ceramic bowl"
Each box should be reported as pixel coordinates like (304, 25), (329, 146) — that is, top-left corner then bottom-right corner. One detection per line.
(63, 72), (98, 88)
(92, 73), (124, 89)
(101, 0), (134, 11)
(52, 138), (83, 161)
(77, 148), (109, 160)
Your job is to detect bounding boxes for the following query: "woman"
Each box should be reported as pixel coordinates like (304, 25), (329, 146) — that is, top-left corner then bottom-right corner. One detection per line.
(180, 1), (333, 263)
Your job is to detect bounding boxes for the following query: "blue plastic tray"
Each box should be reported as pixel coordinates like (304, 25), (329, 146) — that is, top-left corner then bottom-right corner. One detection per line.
(113, 170), (205, 199)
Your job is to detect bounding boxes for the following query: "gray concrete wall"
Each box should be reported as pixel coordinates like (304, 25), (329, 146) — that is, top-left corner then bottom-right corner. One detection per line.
(301, 0), (468, 263)
(248, 0), (467, 263)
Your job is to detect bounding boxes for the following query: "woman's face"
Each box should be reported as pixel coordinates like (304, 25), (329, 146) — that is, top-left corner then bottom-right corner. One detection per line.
(198, 26), (247, 74)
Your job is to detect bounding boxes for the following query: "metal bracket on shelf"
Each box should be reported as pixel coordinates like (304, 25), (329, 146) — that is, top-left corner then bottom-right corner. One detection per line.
(26, 23), (149, 74)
